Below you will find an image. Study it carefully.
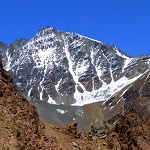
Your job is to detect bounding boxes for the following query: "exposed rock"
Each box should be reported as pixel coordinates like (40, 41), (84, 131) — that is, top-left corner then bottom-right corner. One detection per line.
(72, 141), (78, 147)
(101, 135), (107, 139)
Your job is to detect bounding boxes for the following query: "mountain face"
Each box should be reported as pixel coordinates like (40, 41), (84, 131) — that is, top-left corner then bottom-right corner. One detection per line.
(0, 26), (149, 106)
(30, 69), (150, 133)
(85, 70), (150, 132)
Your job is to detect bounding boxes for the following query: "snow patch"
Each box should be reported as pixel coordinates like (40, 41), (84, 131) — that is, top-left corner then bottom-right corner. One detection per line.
(76, 110), (83, 117)
(116, 99), (121, 104)
(120, 89), (128, 97)
(56, 109), (66, 114)
(122, 58), (132, 72)
(103, 107), (107, 110)
(48, 96), (57, 104)
(5, 51), (11, 71)
(55, 79), (62, 93)
(72, 73), (143, 106)
(110, 105), (115, 110)
(145, 73), (150, 82)
(77, 34), (102, 43)
(28, 88), (32, 97)
(113, 120), (118, 124)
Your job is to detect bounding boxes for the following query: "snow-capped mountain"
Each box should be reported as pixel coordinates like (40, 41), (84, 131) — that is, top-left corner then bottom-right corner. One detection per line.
(0, 26), (150, 106)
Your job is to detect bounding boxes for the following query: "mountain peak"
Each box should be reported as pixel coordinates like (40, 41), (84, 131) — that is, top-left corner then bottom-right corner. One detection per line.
(10, 38), (28, 45)
(0, 26), (149, 106)
(38, 26), (56, 32)
(0, 41), (7, 49)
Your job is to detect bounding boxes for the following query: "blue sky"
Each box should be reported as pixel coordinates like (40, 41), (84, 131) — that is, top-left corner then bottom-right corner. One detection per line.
(0, 0), (150, 56)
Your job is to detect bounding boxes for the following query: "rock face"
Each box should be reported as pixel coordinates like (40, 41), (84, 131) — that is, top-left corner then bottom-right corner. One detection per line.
(123, 70), (150, 116)
(0, 26), (149, 105)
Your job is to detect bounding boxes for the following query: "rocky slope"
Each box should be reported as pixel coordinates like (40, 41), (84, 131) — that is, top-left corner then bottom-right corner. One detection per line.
(103, 70), (150, 121)
(0, 27), (150, 137)
(0, 25), (150, 134)
(0, 59), (108, 150)
(81, 70), (150, 132)
(107, 109), (150, 150)
(1, 59), (150, 150)
(28, 70), (150, 133)
(0, 58), (122, 150)
(0, 26), (149, 106)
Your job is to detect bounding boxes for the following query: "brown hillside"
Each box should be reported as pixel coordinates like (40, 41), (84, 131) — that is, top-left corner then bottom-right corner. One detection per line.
(0, 60), (52, 149)
(0, 60), (108, 150)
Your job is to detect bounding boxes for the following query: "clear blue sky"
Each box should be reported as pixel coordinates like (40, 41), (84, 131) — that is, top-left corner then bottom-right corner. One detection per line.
(0, 0), (150, 57)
